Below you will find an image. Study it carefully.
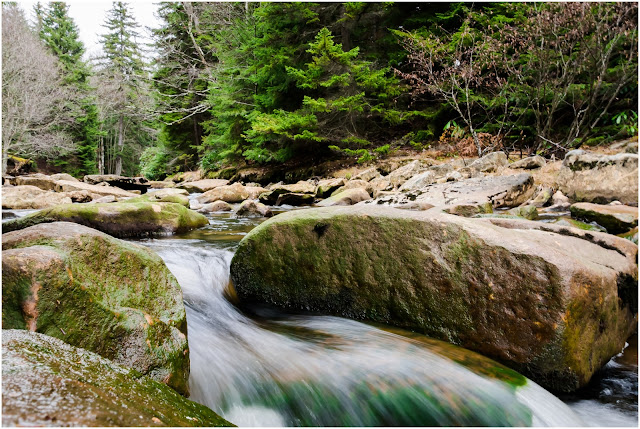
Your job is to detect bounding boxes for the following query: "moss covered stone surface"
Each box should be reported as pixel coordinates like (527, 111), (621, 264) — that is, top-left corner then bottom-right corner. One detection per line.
(2, 222), (191, 395)
(230, 206), (637, 392)
(2, 201), (208, 238)
(2, 330), (233, 427)
(124, 192), (190, 207)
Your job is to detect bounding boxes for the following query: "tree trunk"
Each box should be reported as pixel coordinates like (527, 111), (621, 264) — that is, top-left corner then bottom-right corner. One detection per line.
(2, 147), (8, 176)
(115, 115), (124, 176)
(98, 135), (105, 174)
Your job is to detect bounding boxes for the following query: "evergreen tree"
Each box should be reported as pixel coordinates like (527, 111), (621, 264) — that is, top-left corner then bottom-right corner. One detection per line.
(97, 1), (148, 176)
(35, 1), (101, 175)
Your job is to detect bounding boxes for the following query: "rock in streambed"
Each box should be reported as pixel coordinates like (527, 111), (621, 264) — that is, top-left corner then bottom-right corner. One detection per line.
(230, 205), (637, 392)
(2, 222), (192, 395)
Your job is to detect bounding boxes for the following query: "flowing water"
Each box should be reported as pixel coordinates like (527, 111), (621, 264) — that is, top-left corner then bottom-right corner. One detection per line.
(3, 207), (638, 426)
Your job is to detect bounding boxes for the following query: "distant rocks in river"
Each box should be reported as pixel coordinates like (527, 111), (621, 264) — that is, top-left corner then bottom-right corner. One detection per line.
(230, 205), (637, 393)
(2, 222), (192, 395)
(2, 330), (232, 426)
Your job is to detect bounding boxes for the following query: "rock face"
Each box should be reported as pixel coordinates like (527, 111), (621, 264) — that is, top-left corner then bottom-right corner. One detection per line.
(570, 202), (638, 234)
(557, 150), (638, 205)
(2, 222), (192, 395)
(2, 202), (209, 238)
(230, 205), (637, 392)
(2, 330), (232, 426)
(177, 179), (230, 193)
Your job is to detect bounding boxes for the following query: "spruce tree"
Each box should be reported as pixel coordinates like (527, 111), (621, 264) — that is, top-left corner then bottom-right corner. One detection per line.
(35, 1), (101, 175)
(98, 1), (147, 176)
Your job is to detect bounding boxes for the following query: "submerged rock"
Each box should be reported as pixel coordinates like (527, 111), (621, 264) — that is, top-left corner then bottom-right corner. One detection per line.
(557, 150), (638, 205)
(2, 201), (208, 238)
(570, 202), (638, 234)
(2, 330), (232, 426)
(230, 205), (637, 392)
(2, 222), (192, 395)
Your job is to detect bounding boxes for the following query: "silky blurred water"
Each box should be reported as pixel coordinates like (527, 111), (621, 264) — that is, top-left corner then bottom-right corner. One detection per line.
(4, 207), (637, 426)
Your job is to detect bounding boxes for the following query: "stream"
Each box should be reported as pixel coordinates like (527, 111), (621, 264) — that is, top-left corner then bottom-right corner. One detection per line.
(3, 206), (638, 426)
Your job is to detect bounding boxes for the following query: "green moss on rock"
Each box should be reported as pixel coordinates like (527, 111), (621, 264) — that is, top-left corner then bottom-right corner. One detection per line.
(2, 201), (208, 238)
(230, 206), (637, 392)
(2, 222), (191, 395)
(2, 330), (233, 427)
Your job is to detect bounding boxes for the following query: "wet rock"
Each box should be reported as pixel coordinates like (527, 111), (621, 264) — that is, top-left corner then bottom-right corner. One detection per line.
(570, 202), (638, 234)
(353, 167), (381, 182)
(511, 155), (546, 170)
(2, 222), (192, 395)
(551, 218), (606, 233)
(54, 179), (137, 198)
(529, 186), (553, 208)
(2, 202), (208, 238)
(315, 178), (346, 198)
(2, 185), (72, 209)
(197, 183), (251, 204)
(317, 188), (371, 207)
(2, 330), (232, 426)
(231, 205), (637, 392)
(198, 201), (233, 213)
(2, 211), (17, 220)
(557, 150), (638, 205)
(234, 200), (272, 218)
(177, 179), (230, 193)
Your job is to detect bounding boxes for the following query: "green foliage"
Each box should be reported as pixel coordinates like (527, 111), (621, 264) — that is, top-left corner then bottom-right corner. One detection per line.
(139, 146), (171, 180)
(612, 110), (638, 137)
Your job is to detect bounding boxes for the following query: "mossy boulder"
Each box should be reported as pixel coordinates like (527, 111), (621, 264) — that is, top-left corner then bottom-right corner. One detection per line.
(2, 222), (192, 395)
(570, 202), (638, 235)
(2, 201), (208, 238)
(230, 206), (637, 392)
(317, 188), (371, 206)
(2, 330), (233, 427)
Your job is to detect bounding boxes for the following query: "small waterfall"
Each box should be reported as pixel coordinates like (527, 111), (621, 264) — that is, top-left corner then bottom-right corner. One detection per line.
(144, 237), (585, 427)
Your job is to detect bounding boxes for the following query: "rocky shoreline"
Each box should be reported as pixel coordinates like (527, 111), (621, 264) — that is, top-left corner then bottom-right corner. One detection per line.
(2, 144), (638, 424)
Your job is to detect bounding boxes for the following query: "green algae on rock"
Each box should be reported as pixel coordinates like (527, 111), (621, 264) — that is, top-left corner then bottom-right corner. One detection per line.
(123, 189), (191, 207)
(230, 205), (637, 392)
(2, 222), (191, 395)
(570, 202), (638, 235)
(2, 329), (233, 427)
(2, 201), (208, 238)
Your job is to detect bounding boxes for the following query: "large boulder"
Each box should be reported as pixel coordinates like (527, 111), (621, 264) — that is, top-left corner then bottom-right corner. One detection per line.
(50, 172), (78, 182)
(2, 222), (192, 395)
(84, 174), (150, 193)
(2, 202), (208, 238)
(230, 205), (637, 392)
(55, 179), (137, 198)
(388, 160), (428, 188)
(366, 173), (535, 213)
(2, 185), (72, 209)
(196, 183), (250, 204)
(353, 167), (381, 182)
(570, 202), (638, 234)
(234, 200), (272, 218)
(177, 179), (230, 193)
(511, 155), (546, 170)
(14, 174), (58, 191)
(315, 178), (346, 198)
(557, 150), (638, 205)
(2, 330), (232, 426)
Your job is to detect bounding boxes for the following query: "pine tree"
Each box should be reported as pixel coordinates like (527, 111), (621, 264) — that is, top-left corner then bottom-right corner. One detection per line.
(97, 1), (147, 176)
(35, 1), (101, 175)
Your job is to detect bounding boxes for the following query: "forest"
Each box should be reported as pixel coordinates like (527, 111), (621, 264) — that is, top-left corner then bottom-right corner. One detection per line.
(2, 2), (638, 178)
